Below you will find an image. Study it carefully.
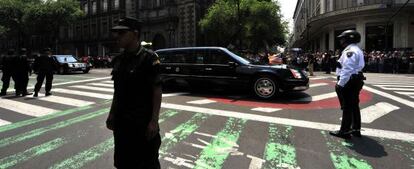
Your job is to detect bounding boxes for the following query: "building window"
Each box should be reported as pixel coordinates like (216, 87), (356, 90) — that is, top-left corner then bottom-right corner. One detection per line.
(92, 1), (97, 14)
(114, 0), (119, 9)
(103, 0), (108, 12)
(83, 3), (88, 14)
(366, 25), (393, 51)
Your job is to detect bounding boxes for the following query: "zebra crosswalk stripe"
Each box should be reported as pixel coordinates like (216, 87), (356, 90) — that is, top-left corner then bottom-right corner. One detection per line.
(52, 88), (113, 99)
(361, 102), (400, 123)
(0, 97), (58, 117)
(87, 83), (113, 88)
(294, 92), (337, 102)
(374, 85), (414, 88)
(0, 119), (11, 127)
(101, 80), (114, 84)
(26, 94), (95, 107)
(309, 83), (328, 88)
(394, 91), (414, 98)
(69, 85), (114, 93)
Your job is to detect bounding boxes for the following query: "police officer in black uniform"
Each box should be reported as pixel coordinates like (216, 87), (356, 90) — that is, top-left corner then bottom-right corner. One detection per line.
(330, 30), (365, 139)
(15, 48), (32, 96)
(33, 48), (55, 97)
(0, 49), (18, 96)
(106, 17), (162, 169)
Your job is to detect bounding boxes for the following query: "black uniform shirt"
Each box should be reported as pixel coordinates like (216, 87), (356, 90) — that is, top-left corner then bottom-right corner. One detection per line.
(111, 46), (161, 123)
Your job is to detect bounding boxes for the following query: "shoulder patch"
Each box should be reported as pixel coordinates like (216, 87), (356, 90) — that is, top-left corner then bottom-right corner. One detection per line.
(347, 52), (354, 58)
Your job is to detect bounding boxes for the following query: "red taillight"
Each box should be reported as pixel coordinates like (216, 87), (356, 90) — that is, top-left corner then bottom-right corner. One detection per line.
(290, 69), (302, 79)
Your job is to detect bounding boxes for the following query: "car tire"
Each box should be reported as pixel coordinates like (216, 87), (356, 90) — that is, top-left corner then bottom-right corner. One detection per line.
(83, 69), (89, 73)
(253, 75), (278, 99)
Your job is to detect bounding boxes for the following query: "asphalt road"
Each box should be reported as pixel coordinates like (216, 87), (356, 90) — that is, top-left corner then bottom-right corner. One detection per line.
(0, 69), (413, 169)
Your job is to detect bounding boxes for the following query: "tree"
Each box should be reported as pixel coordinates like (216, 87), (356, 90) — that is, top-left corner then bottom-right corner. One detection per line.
(199, 0), (288, 52)
(0, 0), (83, 50)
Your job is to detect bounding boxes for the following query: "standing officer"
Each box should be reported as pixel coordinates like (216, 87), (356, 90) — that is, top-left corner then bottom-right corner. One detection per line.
(0, 49), (17, 96)
(106, 17), (162, 169)
(33, 48), (55, 97)
(15, 48), (32, 96)
(330, 30), (365, 139)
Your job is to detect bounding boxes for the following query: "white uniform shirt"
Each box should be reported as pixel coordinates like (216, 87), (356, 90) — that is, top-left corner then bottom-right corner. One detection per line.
(336, 44), (365, 87)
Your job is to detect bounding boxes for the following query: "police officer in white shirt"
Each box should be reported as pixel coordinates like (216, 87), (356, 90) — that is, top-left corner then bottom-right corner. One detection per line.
(330, 30), (366, 139)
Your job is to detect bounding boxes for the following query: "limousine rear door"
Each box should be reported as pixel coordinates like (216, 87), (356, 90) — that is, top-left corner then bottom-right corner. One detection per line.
(203, 49), (239, 86)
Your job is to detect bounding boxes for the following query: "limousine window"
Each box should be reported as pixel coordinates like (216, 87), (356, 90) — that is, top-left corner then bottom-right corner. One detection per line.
(158, 51), (188, 63)
(205, 50), (231, 64)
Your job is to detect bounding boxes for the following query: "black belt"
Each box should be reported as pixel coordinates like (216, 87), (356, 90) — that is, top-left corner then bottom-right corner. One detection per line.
(337, 72), (366, 81)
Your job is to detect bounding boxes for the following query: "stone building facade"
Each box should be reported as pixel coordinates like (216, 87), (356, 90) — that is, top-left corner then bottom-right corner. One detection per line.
(290, 0), (414, 52)
(58, 0), (215, 57)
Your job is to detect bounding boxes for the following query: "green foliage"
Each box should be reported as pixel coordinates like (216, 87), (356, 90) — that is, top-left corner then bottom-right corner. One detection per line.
(199, 0), (289, 51)
(0, 0), (83, 39)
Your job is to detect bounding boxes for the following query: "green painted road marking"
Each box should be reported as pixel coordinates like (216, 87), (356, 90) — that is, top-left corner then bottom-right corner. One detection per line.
(0, 108), (109, 148)
(321, 131), (373, 169)
(263, 124), (299, 169)
(48, 110), (179, 169)
(0, 106), (93, 133)
(160, 113), (210, 156)
(48, 138), (114, 169)
(0, 138), (67, 169)
(159, 110), (180, 123)
(194, 118), (247, 169)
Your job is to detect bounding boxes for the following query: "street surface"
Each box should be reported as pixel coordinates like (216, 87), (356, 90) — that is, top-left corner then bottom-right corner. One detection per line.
(0, 69), (413, 169)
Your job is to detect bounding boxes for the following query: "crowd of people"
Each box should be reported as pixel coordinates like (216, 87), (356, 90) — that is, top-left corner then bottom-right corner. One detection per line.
(80, 55), (112, 68)
(284, 50), (414, 74)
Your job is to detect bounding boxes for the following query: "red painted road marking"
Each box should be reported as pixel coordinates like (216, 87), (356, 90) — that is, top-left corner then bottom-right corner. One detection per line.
(208, 80), (373, 110)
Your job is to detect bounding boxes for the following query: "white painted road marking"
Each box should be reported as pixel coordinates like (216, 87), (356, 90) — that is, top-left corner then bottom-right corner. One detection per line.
(162, 93), (187, 97)
(87, 83), (113, 88)
(363, 86), (414, 109)
(247, 155), (265, 169)
(394, 91), (414, 98)
(374, 85), (414, 88)
(69, 85), (114, 93)
(295, 92), (337, 102)
(251, 107), (282, 113)
(26, 94), (95, 107)
(0, 119), (11, 127)
(161, 103), (414, 142)
(309, 83), (328, 88)
(187, 99), (217, 105)
(361, 102), (400, 123)
(0, 98), (58, 117)
(378, 88), (414, 91)
(53, 88), (113, 99)
(101, 80), (114, 84)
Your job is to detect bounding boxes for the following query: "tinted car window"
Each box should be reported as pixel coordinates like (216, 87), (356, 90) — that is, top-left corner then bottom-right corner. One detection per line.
(206, 50), (231, 64)
(159, 51), (189, 63)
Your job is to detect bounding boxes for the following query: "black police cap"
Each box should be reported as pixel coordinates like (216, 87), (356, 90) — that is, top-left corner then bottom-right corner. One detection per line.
(111, 17), (142, 32)
(337, 30), (361, 43)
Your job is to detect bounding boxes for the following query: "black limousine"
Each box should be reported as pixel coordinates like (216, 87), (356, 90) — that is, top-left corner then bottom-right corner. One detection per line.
(155, 47), (309, 99)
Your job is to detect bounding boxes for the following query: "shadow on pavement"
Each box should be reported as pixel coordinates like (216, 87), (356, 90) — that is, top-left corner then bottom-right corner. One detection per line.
(345, 136), (388, 158)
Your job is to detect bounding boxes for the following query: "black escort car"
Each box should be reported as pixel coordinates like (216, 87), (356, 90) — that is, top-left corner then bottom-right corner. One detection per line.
(155, 47), (309, 99)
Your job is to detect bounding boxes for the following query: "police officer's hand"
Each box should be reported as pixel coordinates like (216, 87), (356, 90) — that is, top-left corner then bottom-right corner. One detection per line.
(335, 84), (344, 91)
(146, 119), (159, 140)
(106, 114), (115, 131)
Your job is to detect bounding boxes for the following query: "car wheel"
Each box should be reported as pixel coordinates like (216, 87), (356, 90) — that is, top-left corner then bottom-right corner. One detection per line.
(253, 76), (278, 99)
(83, 69), (89, 73)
